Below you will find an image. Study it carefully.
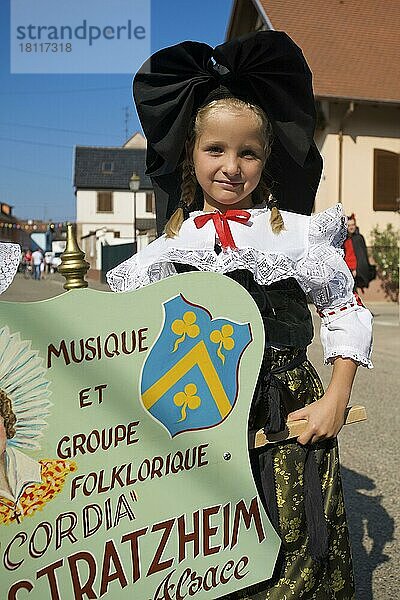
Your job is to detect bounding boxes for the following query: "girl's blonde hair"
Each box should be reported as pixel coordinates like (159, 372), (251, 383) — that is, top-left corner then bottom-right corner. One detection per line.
(165, 97), (284, 237)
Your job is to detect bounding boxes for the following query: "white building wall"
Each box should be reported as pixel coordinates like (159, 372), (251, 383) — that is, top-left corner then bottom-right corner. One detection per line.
(77, 190), (151, 225)
(76, 188), (156, 273)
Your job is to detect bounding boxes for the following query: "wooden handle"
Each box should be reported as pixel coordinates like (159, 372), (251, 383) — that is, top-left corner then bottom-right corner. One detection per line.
(254, 405), (367, 448)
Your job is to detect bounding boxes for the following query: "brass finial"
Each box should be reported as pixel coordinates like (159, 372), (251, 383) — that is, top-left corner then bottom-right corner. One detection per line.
(58, 224), (90, 290)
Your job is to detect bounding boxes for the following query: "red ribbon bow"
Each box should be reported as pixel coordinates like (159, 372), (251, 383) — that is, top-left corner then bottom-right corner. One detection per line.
(194, 210), (251, 250)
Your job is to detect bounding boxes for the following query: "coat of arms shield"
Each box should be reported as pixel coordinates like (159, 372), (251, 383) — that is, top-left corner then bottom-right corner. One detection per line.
(140, 294), (252, 437)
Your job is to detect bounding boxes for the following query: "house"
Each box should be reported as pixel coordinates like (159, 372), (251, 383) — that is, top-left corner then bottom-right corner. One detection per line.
(226, 0), (400, 244)
(0, 203), (25, 246)
(0, 203), (17, 243)
(74, 133), (156, 278)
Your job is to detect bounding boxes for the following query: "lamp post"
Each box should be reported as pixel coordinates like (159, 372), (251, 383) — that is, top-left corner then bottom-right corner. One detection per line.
(129, 172), (140, 251)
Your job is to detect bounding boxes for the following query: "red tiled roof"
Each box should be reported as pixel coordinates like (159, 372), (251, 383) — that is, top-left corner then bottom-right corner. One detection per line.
(256, 0), (400, 103)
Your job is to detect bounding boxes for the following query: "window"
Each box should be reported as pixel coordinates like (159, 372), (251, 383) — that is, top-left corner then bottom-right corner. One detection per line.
(146, 192), (155, 213)
(114, 231), (120, 238)
(101, 161), (114, 174)
(373, 149), (400, 211)
(97, 192), (113, 213)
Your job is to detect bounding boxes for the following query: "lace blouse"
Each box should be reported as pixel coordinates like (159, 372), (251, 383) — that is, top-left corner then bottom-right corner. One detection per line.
(107, 204), (373, 368)
(0, 242), (20, 294)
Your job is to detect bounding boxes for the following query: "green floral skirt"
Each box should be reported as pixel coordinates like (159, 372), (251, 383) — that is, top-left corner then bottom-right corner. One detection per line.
(221, 348), (355, 600)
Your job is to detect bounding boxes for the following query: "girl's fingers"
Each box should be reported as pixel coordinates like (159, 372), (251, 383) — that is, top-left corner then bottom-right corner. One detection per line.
(287, 408), (309, 421)
(298, 428), (336, 446)
(297, 430), (313, 445)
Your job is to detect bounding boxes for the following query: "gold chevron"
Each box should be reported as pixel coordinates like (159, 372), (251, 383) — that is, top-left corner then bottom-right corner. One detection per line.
(142, 340), (231, 418)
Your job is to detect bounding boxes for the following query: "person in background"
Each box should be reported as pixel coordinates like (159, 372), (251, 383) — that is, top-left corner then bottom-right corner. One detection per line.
(343, 213), (373, 292)
(44, 252), (53, 277)
(23, 249), (32, 266)
(31, 249), (43, 281)
(51, 254), (62, 273)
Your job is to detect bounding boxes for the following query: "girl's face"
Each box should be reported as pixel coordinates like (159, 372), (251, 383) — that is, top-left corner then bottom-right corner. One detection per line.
(192, 108), (265, 212)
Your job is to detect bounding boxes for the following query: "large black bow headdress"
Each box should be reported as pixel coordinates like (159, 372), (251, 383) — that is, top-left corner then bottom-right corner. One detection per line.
(133, 31), (322, 233)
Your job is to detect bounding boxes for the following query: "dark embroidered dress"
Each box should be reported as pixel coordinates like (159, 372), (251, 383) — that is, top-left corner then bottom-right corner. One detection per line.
(107, 204), (373, 599)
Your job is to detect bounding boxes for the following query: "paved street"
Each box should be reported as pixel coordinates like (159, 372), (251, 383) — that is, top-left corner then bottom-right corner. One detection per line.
(1, 273), (399, 599)
(308, 303), (399, 600)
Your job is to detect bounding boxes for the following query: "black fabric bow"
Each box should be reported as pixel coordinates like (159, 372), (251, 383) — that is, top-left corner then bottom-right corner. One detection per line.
(133, 31), (323, 232)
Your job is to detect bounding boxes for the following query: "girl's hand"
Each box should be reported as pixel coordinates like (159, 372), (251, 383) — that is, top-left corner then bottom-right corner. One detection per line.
(287, 390), (349, 445)
(288, 356), (358, 445)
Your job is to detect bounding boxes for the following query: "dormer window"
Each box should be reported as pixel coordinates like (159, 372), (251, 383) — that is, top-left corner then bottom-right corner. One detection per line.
(101, 161), (114, 174)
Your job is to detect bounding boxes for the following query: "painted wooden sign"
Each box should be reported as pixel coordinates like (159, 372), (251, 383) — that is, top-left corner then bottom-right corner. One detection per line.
(0, 272), (280, 599)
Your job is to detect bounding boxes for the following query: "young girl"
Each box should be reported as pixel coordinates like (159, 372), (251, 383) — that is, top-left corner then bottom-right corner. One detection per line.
(107, 32), (372, 599)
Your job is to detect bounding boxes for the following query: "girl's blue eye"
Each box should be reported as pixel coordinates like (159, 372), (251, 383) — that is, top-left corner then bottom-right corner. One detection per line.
(242, 149), (257, 158)
(207, 146), (223, 153)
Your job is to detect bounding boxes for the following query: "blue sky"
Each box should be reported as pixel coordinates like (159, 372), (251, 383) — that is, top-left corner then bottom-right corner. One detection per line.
(0, 0), (233, 222)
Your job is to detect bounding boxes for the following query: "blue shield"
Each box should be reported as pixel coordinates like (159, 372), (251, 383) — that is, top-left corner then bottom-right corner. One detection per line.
(140, 294), (252, 437)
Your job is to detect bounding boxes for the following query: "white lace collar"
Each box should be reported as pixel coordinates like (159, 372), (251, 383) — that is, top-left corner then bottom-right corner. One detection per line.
(138, 208), (310, 266)
(107, 204), (347, 293)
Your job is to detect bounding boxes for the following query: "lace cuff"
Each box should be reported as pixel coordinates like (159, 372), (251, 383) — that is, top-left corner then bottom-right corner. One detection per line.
(324, 348), (373, 369)
(0, 242), (21, 294)
(319, 306), (373, 369)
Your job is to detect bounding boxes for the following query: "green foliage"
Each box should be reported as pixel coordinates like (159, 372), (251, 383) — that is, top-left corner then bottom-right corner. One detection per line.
(370, 223), (399, 300)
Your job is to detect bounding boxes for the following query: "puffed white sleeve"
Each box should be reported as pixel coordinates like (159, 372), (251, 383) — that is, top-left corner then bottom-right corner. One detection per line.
(106, 236), (177, 292)
(0, 242), (21, 294)
(296, 205), (373, 368)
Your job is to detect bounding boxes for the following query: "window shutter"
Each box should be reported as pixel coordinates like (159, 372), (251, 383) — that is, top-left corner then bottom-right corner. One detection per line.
(146, 192), (154, 213)
(97, 192), (113, 213)
(373, 149), (400, 211)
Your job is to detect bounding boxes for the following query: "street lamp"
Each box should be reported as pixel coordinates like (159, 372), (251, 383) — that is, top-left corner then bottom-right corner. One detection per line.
(129, 172), (140, 251)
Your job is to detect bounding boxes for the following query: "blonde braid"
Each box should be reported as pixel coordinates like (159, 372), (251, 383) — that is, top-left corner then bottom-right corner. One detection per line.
(268, 193), (285, 234)
(270, 205), (285, 234)
(164, 157), (197, 238)
(181, 159), (197, 207)
(255, 176), (285, 235)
